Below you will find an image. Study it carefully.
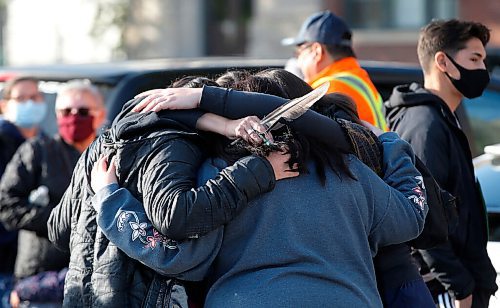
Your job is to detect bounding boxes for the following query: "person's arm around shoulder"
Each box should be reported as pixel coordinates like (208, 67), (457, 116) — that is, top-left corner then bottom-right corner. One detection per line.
(139, 136), (275, 241)
(133, 86), (351, 153)
(91, 156), (222, 280)
(141, 135), (301, 241)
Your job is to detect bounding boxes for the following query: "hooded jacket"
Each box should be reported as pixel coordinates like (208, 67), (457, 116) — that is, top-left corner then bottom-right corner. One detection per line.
(0, 119), (26, 273)
(0, 134), (78, 279)
(385, 83), (497, 299)
(47, 98), (275, 307)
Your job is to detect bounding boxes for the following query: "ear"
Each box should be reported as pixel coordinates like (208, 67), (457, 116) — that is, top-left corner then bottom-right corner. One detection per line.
(311, 42), (324, 62)
(0, 99), (7, 114)
(434, 51), (448, 73)
(93, 108), (107, 131)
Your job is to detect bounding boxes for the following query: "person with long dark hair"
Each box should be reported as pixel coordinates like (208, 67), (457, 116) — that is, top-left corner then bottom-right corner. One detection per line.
(89, 71), (427, 307)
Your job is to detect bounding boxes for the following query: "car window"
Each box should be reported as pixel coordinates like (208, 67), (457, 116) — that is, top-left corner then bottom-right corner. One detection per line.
(463, 89), (500, 156)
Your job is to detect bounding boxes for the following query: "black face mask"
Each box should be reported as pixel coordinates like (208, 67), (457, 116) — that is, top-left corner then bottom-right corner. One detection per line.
(444, 53), (490, 99)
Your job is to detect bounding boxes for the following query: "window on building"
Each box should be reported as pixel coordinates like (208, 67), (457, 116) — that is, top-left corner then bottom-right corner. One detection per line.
(344, 0), (457, 29)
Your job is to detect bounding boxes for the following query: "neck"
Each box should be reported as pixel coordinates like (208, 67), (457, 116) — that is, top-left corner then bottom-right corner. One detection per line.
(306, 58), (334, 84)
(424, 73), (462, 112)
(18, 126), (38, 139)
(68, 134), (96, 153)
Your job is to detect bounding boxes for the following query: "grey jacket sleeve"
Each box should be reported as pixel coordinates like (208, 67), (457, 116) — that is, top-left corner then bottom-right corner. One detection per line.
(92, 183), (222, 281)
(140, 138), (275, 241)
(368, 132), (428, 253)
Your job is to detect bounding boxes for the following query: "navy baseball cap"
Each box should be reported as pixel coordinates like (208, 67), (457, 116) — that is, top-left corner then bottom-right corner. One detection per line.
(282, 11), (352, 47)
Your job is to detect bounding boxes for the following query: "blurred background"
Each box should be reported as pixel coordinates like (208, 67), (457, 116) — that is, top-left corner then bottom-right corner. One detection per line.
(0, 2), (500, 305)
(0, 0), (499, 66)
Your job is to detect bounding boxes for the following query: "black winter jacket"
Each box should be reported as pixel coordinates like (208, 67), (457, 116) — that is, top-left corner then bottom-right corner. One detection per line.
(0, 134), (78, 279)
(47, 98), (276, 307)
(385, 83), (497, 299)
(0, 119), (25, 274)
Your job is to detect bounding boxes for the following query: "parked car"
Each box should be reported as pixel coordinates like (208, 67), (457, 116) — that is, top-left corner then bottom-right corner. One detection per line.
(0, 57), (286, 135)
(1, 56), (499, 303)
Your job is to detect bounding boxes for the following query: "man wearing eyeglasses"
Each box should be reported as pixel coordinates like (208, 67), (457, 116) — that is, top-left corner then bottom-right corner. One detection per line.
(0, 80), (106, 307)
(282, 10), (387, 131)
(54, 80), (106, 153)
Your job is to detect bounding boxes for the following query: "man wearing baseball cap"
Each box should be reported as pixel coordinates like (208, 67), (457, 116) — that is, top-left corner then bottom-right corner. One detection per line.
(283, 10), (388, 130)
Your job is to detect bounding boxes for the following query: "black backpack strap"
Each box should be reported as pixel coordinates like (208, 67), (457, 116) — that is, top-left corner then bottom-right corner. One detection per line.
(409, 157), (458, 249)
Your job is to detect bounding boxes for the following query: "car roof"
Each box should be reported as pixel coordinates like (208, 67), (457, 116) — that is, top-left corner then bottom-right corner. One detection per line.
(0, 57), (288, 84)
(0, 57), (423, 83)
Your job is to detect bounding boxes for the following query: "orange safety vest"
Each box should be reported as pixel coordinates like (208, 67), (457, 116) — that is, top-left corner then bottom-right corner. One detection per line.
(309, 57), (388, 131)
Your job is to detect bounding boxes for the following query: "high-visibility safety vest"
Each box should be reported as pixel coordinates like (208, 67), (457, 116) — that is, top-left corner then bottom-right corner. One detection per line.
(309, 58), (388, 131)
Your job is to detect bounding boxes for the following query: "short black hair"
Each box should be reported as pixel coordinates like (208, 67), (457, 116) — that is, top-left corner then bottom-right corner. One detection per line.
(417, 19), (490, 74)
(324, 31), (356, 60)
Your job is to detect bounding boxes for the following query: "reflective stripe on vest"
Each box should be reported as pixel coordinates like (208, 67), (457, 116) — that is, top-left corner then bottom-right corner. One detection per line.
(331, 73), (388, 130)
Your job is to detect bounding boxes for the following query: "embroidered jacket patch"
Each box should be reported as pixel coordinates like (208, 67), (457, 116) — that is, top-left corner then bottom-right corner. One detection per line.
(116, 210), (178, 250)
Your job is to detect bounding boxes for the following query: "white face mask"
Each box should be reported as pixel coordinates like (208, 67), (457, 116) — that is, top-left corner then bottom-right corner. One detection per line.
(5, 99), (47, 128)
(296, 48), (316, 82)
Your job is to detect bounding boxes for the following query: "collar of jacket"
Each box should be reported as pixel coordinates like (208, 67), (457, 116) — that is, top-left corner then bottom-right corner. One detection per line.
(418, 87), (463, 132)
(309, 57), (361, 86)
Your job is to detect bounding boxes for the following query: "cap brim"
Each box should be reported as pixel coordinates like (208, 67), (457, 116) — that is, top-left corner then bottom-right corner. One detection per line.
(281, 37), (305, 46)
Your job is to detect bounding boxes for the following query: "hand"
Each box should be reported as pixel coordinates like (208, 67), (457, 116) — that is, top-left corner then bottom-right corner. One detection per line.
(228, 116), (273, 145)
(10, 290), (20, 308)
(132, 88), (203, 113)
(28, 185), (50, 206)
(91, 155), (118, 192)
(266, 150), (299, 180)
(360, 120), (385, 137)
(455, 294), (472, 308)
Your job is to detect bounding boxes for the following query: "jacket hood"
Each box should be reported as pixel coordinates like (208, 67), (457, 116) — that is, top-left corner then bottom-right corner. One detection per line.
(109, 97), (198, 141)
(384, 83), (451, 129)
(87, 97), (203, 195)
(97, 98), (202, 185)
(385, 83), (440, 109)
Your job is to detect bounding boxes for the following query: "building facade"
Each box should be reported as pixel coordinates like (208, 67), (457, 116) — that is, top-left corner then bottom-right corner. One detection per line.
(2, 0), (499, 65)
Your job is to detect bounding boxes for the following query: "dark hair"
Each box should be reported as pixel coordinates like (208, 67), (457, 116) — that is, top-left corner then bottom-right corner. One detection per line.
(170, 76), (218, 88)
(253, 69), (359, 124)
(252, 68), (314, 98)
(417, 19), (490, 73)
(238, 68), (353, 184)
(215, 70), (252, 89)
(323, 32), (356, 60)
(2, 76), (39, 99)
(313, 92), (360, 125)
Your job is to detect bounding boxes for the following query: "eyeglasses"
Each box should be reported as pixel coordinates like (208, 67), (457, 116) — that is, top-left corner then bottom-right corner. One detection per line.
(294, 43), (313, 58)
(57, 108), (91, 117)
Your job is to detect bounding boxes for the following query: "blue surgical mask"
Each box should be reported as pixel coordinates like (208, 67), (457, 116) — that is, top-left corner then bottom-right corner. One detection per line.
(6, 100), (47, 128)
